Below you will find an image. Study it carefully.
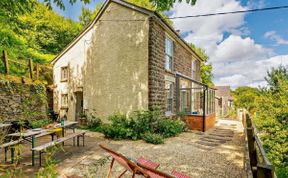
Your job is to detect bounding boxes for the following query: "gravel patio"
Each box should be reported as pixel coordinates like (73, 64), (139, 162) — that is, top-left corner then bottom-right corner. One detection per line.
(0, 119), (245, 177)
(56, 119), (245, 178)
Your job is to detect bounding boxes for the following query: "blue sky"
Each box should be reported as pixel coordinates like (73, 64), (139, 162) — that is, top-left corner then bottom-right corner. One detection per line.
(48, 0), (288, 88)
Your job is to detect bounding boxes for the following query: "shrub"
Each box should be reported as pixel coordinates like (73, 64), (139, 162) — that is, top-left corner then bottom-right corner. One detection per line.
(157, 119), (186, 138)
(30, 118), (51, 129)
(86, 110), (102, 129)
(142, 132), (164, 144)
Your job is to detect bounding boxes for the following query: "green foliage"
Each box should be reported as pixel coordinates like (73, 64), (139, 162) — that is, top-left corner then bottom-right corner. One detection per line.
(98, 108), (186, 144)
(158, 119), (186, 138)
(86, 110), (102, 129)
(232, 86), (260, 114)
(30, 119), (52, 129)
(0, 1), (81, 77)
(190, 43), (213, 86)
(150, 0), (197, 11)
(36, 146), (60, 178)
(142, 132), (164, 144)
(234, 65), (288, 177)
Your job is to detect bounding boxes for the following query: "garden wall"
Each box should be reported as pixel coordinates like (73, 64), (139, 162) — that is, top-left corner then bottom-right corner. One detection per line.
(0, 80), (47, 122)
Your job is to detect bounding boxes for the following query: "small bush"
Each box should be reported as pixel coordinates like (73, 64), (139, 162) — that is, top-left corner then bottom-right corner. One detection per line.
(86, 110), (102, 129)
(142, 132), (164, 144)
(30, 118), (51, 128)
(158, 119), (186, 138)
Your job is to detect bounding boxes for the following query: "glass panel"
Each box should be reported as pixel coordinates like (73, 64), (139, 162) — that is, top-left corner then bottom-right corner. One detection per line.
(165, 81), (173, 113)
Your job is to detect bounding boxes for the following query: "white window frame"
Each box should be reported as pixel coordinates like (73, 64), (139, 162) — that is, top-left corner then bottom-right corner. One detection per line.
(165, 36), (174, 71)
(61, 66), (68, 82)
(61, 94), (68, 108)
(165, 80), (174, 115)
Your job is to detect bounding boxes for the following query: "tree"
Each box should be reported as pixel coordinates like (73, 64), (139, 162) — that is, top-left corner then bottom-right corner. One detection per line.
(42, 0), (197, 11)
(265, 65), (288, 92)
(254, 65), (288, 178)
(79, 7), (93, 27)
(232, 86), (259, 113)
(190, 44), (213, 86)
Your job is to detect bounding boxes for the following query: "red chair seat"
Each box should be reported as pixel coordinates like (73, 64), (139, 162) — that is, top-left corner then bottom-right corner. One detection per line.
(171, 170), (191, 178)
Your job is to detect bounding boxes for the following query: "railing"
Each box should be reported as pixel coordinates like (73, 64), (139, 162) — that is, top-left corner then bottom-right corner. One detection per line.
(242, 112), (276, 178)
(0, 50), (52, 83)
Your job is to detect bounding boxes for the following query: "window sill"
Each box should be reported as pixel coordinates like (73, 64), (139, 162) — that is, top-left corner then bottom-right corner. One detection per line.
(60, 106), (68, 109)
(60, 79), (68, 82)
(164, 69), (175, 75)
(165, 112), (175, 117)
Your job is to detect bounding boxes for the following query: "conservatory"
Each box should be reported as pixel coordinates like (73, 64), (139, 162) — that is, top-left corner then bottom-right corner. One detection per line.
(175, 72), (216, 132)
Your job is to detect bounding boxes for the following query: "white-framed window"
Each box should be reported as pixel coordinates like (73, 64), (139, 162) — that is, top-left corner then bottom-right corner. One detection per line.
(192, 59), (197, 79)
(165, 36), (173, 71)
(61, 94), (68, 107)
(165, 81), (173, 114)
(61, 66), (68, 82)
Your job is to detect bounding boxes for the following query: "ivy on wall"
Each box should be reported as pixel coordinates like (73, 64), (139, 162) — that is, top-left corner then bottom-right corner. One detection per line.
(0, 79), (48, 121)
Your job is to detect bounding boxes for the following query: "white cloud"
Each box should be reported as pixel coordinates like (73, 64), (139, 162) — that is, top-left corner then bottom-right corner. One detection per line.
(264, 31), (288, 45)
(170, 0), (288, 88)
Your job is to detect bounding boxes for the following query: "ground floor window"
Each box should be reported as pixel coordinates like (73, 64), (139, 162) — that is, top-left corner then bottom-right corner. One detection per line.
(165, 81), (174, 115)
(61, 94), (68, 108)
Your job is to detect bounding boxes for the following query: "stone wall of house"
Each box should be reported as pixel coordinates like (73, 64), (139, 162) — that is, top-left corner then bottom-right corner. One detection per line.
(148, 18), (166, 113)
(0, 80), (47, 122)
(148, 17), (202, 115)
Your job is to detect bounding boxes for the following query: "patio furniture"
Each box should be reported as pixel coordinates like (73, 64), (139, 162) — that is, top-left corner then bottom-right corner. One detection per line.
(55, 121), (78, 145)
(99, 144), (156, 178)
(7, 129), (55, 166)
(32, 131), (86, 166)
(0, 139), (24, 163)
(100, 144), (191, 178)
(140, 163), (191, 178)
(0, 123), (11, 129)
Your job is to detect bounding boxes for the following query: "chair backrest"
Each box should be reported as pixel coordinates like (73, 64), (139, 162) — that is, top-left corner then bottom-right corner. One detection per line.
(99, 144), (149, 176)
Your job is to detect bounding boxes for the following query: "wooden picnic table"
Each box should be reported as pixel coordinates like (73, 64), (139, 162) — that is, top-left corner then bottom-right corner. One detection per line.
(8, 128), (54, 166)
(0, 123), (11, 129)
(55, 121), (78, 145)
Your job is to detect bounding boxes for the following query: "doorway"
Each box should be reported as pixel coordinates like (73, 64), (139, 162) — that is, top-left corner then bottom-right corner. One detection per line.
(75, 92), (83, 121)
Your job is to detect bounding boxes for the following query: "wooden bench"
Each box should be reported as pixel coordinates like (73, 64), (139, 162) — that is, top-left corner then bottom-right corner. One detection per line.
(32, 131), (86, 166)
(0, 139), (23, 163)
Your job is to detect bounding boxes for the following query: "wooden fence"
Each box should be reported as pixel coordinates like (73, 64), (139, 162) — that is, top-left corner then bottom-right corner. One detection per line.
(242, 112), (276, 178)
(0, 50), (52, 83)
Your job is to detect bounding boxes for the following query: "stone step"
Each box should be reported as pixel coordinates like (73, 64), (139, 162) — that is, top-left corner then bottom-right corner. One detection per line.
(204, 135), (232, 141)
(209, 133), (234, 138)
(194, 144), (213, 151)
(201, 137), (226, 144)
(195, 140), (220, 147)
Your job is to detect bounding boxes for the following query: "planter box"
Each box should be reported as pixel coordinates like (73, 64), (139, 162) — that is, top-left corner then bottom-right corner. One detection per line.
(185, 113), (216, 132)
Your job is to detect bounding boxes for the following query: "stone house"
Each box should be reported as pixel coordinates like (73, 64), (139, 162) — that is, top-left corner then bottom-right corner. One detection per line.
(51, 0), (215, 127)
(215, 86), (234, 117)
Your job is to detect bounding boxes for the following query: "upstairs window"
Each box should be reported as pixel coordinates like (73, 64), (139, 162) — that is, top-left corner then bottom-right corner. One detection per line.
(192, 59), (197, 79)
(61, 94), (68, 107)
(61, 66), (68, 82)
(165, 36), (173, 71)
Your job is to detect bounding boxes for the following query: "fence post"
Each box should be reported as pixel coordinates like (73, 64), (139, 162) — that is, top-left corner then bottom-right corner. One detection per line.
(36, 64), (40, 80)
(246, 114), (258, 177)
(28, 58), (33, 79)
(2, 50), (9, 74)
(257, 164), (274, 178)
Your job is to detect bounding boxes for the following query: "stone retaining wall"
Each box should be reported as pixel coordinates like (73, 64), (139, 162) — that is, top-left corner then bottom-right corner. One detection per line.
(0, 80), (47, 122)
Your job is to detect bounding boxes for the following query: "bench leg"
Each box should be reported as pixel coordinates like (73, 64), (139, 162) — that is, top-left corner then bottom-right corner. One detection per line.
(77, 136), (79, 147)
(4, 147), (7, 163)
(73, 128), (75, 146)
(39, 151), (42, 167)
(11, 147), (15, 164)
(83, 134), (85, 147)
(51, 134), (54, 141)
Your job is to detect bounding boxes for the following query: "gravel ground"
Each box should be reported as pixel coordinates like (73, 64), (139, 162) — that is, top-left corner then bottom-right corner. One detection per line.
(56, 119), (245, 178)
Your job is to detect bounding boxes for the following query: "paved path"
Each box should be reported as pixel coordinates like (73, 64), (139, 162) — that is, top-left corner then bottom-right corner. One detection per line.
(56, 119), (245, 178)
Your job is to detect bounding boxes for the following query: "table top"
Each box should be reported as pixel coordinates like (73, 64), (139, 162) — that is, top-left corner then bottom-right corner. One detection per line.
(0, 123), (11, 129)
(8, 128), (47, 138)
(55, 121), (78, 128)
